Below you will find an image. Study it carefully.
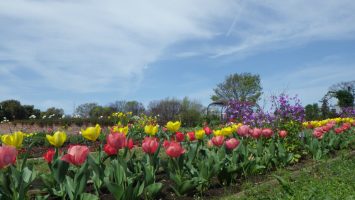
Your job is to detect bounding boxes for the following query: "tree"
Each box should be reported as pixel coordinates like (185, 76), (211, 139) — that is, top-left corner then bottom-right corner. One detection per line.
(148, 98), (182, 124)
(335, 90), (354, 108)
(305, 103), (320, 121)
(89, 106), (113, 118)
(180, 97), (205, 127)
(211, 73), (262, 103)
(0, 100), (26, 120)
(124, 101), (145, 115)
(109, 101), (127, 112)
(23, 105), (41, 118)
(75, 103), (98, 118)
(42, 107), (64, 119)
(329, 80), (355, 92)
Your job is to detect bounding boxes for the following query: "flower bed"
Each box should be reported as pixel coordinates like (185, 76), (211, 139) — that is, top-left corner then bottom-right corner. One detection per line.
(0, 117), (354, 199)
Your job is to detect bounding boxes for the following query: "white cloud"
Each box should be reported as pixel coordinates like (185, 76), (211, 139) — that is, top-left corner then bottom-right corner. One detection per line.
(0, 0), (236, 93)
(214, 0), (355, 57)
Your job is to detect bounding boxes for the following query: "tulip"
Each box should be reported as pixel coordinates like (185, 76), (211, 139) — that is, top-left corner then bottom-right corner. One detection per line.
(313, 127), (324, 139)
(225, 138), (240, 150)
(207, 140), (213, 148)
(195, 129), (205, 140)
(125, 138), (134, 150)
(112, 126), (129, 135)
(104, 144), (117, 155)
(213, 130), (223, 136)
(221, 127), (233, 136)
(81, 124), (101, 141)
(203, 126), (212, 135)
(175, 132), (185, 142)
(163, 140), (171, 148)
(250, 128), (262, 139)
(43, 149), (55, 163)
(262, 128), (274, 138)
(144, 124), (159, 136)
(61, 145), (89, 166)
(186, 131), (196, 141)
(107, 133), (126, 150)
(278, 130), (287, 138)
(166, 121), (181, 132)
(1, 131), (24, 148)
(0, 146), (17, 169)
(142, 137), (159, 154)
(237, 125), (250, 137)
(211, 136), (224, 147)
(46, 131), (67, 147)
(334, 127), (344, 134)
(165, 141), (185, 158)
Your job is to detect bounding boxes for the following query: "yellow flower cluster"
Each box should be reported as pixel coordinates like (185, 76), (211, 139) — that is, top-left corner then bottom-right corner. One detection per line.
(112, 125), (129, 135)
(213, 123), (242, 137)
(302, 117), (354, 128)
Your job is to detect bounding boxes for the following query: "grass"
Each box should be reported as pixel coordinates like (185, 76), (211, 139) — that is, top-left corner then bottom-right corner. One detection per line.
(220, 151), (355, 200)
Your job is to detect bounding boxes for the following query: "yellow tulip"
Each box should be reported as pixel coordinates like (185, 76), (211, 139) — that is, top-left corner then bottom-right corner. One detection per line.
(195, 129), (205, 140)
(222, 127), (233, 136)
(231, 123), (242, 132)
(213, 130), (223, 136)
(82, 124), (101, 141)
(166, 121), (181, 132)
(1, 131), (24, 148)
(113, 126), (129, 135)
(144, 124), (159, 136)
(46, 131), (67, 147)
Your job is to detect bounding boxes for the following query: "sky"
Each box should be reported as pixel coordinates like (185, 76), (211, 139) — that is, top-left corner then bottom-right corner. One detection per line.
(1, 0), (355, 114)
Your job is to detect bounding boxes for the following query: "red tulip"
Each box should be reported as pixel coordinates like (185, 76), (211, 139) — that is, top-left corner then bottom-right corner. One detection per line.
(163, 140), (171, 148)
(0, 146), (17, 169)
(278, 130), (287, 138)
(237, 125), (250, 137)
(125, 138), (134, 150)
(43, 149), (55, 163)
(250, 128), (262, 139)
(142, 137), (159, 154)
(186, 131), (195, 141)
(107, 133), (126, 150)
(175, 132), (185, 142)
(225, 138), (240, 150)
(104, 144), (117, 155)
(262, 128), (274, 138)
(211, 136), (225, 147)
(165, 141), (185, 158)
(61, 145), (89, 166)
(203, 126), (212, 135)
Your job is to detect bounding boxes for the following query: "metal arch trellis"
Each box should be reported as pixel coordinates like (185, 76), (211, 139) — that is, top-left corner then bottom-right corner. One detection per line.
(206, 100), (228, 120)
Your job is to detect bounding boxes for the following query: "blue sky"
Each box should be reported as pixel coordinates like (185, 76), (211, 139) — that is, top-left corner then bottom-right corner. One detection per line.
(1, 0), (355, 114)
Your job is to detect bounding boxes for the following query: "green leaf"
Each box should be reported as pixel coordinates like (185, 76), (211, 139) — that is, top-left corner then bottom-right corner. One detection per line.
(79, 193), (99, 200)
(145, 183), (162, 198)
(104, 178), (124, 200)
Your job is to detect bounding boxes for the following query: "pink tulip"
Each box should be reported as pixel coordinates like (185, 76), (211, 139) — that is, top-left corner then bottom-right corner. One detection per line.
(278, 130), (287, 138)
(61, 145), (89, 166)
(211, 136), (225, 147)
(262, 128), (274, 138)
(104, 144), (117, 155)
(225, 138), (240, 150)
(203, 126), (212, 135)
(237, 125), (250, 137)
(142, 137), (159, 154)
(165, 141), (185, 158)
(313, 127), (324, 139)
(107, 133), (126, 150)
(250, 128), (262, 139)
(334, 127), (344, 134)
(0, 146), (17, 169)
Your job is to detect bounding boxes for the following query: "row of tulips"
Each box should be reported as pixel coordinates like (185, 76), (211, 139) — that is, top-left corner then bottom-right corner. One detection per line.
(0, 118), (354, 199)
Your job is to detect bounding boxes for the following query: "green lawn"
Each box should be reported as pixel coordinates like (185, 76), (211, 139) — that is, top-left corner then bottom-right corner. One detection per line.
(220, 152), (355, 200)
